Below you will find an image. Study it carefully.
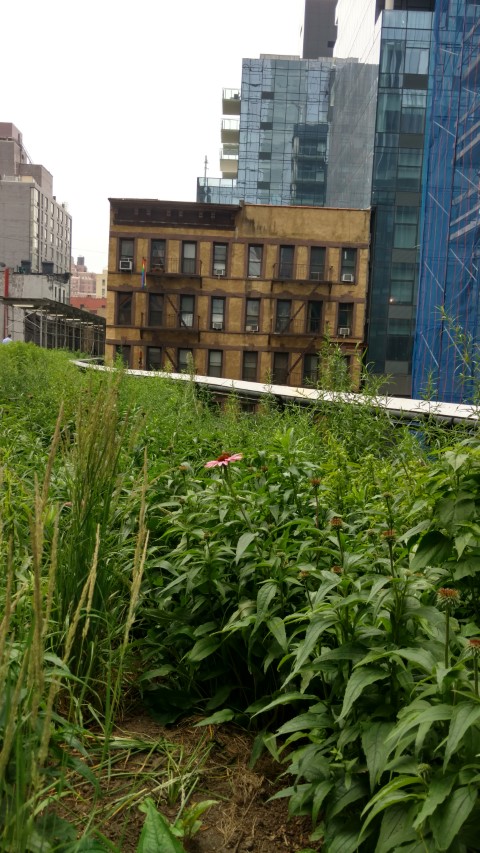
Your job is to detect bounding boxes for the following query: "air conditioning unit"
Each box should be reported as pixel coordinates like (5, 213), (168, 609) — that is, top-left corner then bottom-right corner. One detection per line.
(248, 275), (259, 279)
(214, 267), (226, 277)
(119, 259), (133, 271)
(211, 322), (224, 330)
(310, 271), (323, 281)
(338, 326), (351, 337)
(341, 273), (355, 283)
(246, 324), (259, 332)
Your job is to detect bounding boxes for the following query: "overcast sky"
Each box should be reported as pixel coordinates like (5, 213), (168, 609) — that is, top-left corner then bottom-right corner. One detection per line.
(2, 0), (305, 271)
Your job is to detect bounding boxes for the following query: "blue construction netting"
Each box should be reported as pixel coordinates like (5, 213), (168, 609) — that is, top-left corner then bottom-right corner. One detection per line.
(413, 0), (480, 403)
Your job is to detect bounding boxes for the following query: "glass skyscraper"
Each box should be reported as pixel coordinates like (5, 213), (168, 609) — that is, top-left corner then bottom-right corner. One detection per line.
(197, 0), (480, 401)
(197, 57), (334, 207)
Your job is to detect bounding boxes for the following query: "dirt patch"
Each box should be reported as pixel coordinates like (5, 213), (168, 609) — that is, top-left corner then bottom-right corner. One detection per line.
(56, 712), (318, 852)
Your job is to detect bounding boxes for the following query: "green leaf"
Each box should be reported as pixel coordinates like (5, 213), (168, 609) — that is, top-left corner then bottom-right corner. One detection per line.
(444, 702), (480, 768)
(194, 708), (235, 726)
(391, 648), (437, 674)
(437, 495), (475, 528)
(362, 722), (395, 791)
(138, 799), (187, 853)
(430, 786), (477, 851)
(186, 635), (220, 663)
(267, 616), (287, 650)
(253, 582), (277, 634)
(235, 531), (256, 562)
(339, 667), (388, 720)
(444, 450), (469, 472)
(375, 803), (417, 853)
(312, 781), (333, 824)
(410, 531), (453, 570)
(411, 774), (456, 830)
(249, 691), (317, 716)
(326, 822), (362, 853)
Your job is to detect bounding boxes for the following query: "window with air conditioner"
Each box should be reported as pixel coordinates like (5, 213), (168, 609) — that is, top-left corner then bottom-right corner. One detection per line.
(245, 298), (260, 332)
(212, 243), (228, 276)
(340, 248), (357, 282)
(210, 297), (225, 330)
(309, 246), (326, 281)
(337, 302), (353, 336)
(119, 238), (134, 271)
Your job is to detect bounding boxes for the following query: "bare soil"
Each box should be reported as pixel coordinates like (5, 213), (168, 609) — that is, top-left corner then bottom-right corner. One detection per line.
(57, 712), (319, 852)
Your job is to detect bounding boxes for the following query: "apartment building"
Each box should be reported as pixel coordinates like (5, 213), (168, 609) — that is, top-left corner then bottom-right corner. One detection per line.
(106, 199), (370, 388)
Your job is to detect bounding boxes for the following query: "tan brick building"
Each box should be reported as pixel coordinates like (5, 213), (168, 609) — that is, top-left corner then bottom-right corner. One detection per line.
(106, 200), (370, 388)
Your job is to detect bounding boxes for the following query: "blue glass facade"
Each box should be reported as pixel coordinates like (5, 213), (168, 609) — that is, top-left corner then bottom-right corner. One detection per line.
(412, 0), (480, 403)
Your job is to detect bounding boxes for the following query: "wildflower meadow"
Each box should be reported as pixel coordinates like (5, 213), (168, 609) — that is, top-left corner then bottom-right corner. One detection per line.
(1, 342), (480, 852)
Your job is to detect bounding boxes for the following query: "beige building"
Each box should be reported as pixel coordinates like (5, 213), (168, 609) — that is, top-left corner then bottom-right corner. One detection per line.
(106, 199), (370, 388)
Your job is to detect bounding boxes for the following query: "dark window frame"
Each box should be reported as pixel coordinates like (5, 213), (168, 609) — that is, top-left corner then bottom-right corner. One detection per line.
(210, 297), (225, 330)
(146, 346), (162, 371)
(182, 241), (197, 275)
(116, 292), (132, 325)
(309, 247), (326, 281)
(180, 295), (195, 328)
(150, 239), (166, 271)
(248, 245), (263, 278)
(212, 243), (228, 276)
(242, 351), (258, 381)
(207, 349), (223, 378)
(148, 293), (163, 327)
(245, 298), (260, 331)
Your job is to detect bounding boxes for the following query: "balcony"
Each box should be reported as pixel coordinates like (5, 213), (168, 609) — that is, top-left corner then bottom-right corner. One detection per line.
(272, 318), (320, 336)
(147, 258), (202, 277)
(222, 88), (241, 116)
(221, 119), (240, 144)
(220, 145), (239, 178)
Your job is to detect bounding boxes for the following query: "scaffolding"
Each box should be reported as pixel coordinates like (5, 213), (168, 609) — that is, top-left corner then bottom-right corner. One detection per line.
(1, 297), (105, 356)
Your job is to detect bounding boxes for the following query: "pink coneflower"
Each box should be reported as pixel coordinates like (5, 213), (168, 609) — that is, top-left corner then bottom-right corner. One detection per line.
(467, 638), (480, 656)
(437, 587), (460, 605)
(205, 453), (243, 468)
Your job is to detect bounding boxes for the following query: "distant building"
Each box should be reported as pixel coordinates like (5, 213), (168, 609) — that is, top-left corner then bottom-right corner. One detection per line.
(106, 198), (370, 389)
(70, 294), (107, 318)
(0, 123), (71, 277)
(70, 256), (97, 297)
(96, 268), (108, 300)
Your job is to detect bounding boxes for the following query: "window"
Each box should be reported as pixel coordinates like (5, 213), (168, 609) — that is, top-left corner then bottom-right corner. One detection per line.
(401, 91), (426, 134)
(307, 301), (322, 334)
(390, 262), (416, 304)
(397, 149), (423, 190)
(275, 300), (291, 333)
(115, 345), (131, 367)
(338, 303), (353, 335)
(243, 351), (258, 381)
(340, 249), (357, 281)
(309, 247), (325, 281)
(208, 350), (223, 377)
(119, 238), (134, 260)
(278, 246), (294, 278)
(146, 347), (162, 371)
(394, 207), (418, 250)
(210, 298), (225, 330)
(182, 242), (197, 274)
(150, 240), (166, 271)
(178, 348), (193, 373)
(272, 352), (289, 384)
(248, 245), (263, 277)
(245, 299), (260, 331)
(212, 243), (228, 276)
(303, 354), (319, 385)
(180, 295), (194, 327)
(116, 292), (132, 325)
(148, 293), (163, 326)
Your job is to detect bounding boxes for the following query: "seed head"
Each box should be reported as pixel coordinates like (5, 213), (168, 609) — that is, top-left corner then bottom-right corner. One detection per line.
(437, 587), (460, 609)
(310, 477), (321, 488)
(382, 529), (396, 542)
(331, 565), (343, 574)
(330, 516), (343, 528)
(467, 638), (480, 657)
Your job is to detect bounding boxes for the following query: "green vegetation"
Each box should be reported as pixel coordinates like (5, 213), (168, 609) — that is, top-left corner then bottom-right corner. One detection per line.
(1, 342), (480, 851)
